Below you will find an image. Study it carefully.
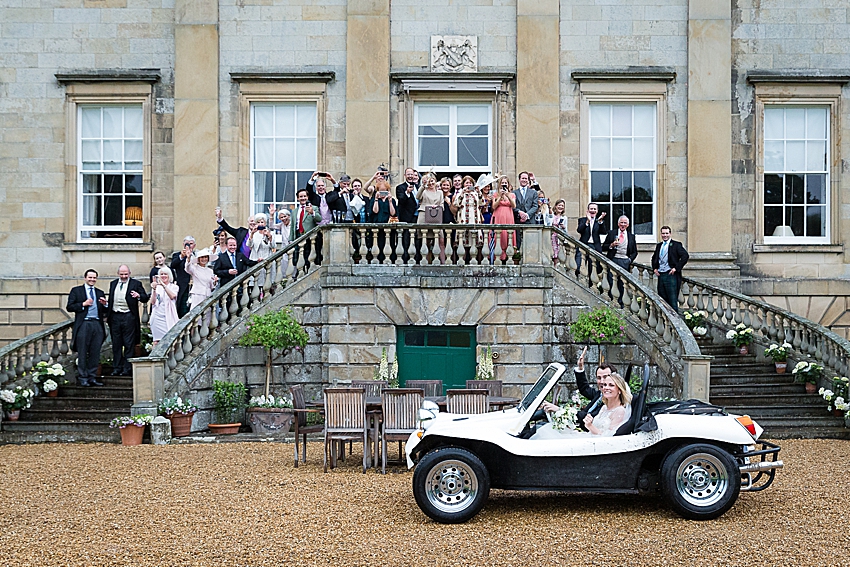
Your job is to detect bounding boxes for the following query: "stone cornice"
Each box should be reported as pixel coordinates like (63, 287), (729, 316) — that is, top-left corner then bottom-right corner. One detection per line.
(229, 71), (336, 83)
(390, 71), (516, 82)
(747, 70), (850, 84)
(55, 69), (161, 83)
(570, 67), (676, 82)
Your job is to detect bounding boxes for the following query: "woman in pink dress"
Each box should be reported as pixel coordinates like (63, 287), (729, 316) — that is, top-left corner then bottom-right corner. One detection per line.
(150, 267), (179, 345)
(185, 248), (218, 326)
(490, 180), (516, 261)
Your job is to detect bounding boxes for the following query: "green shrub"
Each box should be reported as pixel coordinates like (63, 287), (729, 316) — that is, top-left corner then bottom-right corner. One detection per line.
(212, 380), (247, 424)
(570, 306), (627, 345)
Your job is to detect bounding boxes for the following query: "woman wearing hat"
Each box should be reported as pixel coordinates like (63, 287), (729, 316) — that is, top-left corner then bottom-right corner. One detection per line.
(150, 267), (179, 345)
(186, 248), (218, 326)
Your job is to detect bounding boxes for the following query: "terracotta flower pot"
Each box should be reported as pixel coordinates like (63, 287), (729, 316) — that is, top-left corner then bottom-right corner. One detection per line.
(47, 389), (58, 397)
(833, 409), (844, 418)
(5, 410), (21, 421)
(247, 408), (295, 436)
(119, 424), (145, 446)
(167, 412), (195, 437)
(208, 423), (240, 435)
(738, 345), (749, 355)
(774, 362), (787, 374)
(805, 382), (817, 394)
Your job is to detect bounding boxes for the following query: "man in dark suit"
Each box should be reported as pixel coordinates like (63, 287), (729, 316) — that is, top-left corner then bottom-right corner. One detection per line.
(575, 201), (608, 276)
(66, 269), (108, 387)
(106, 265), (149, 376)
(602, 215), (638, 307)
(651, 225), (690, 314)
(214, 236), (254, 287)
(170, 235), (195, 317)
(396, 168), (420, 261)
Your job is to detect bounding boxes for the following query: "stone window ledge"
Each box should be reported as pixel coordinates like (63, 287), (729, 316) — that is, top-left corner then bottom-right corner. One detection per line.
(56, 69), (161, 83)
(751, 243), (844, 254)
(62, 242), (155, 252)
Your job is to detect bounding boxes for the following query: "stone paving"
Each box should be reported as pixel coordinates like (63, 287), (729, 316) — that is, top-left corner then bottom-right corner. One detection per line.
(0, 438), (847, 566)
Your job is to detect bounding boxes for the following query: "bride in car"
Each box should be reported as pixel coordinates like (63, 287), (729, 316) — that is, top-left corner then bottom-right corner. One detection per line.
(534, 372), (632, 439)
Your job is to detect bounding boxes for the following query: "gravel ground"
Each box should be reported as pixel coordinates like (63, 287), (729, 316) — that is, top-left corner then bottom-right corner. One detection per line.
(1, 438), (848, 567)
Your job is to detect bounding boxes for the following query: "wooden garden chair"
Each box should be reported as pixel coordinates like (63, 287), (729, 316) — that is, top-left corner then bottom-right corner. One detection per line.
(380, 388), (424, 474)
(323, 387), (369, 473)
(465, 379), (503, 397)
(290, 384), (323, 468)
(405, 379), (443, 397)
(351, 380), (388, 397)
(446, 389), (489, 415)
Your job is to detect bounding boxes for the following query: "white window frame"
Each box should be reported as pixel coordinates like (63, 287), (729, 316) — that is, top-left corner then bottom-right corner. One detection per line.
(579, 82), (667, 244)
(76, 105), (145, 242)
(753, 83), (840, 247)
(250, 102), (318, 216)
(413, 102), (493, 174)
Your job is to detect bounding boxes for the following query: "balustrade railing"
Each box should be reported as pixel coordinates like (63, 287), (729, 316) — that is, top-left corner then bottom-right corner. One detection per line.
(633, 262), (850, 377)
(550, 228), (704, 394)
(0, 320), (75, 387)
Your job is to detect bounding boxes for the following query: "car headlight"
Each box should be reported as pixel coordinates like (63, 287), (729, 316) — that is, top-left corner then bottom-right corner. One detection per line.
(418, 400), (440, 430)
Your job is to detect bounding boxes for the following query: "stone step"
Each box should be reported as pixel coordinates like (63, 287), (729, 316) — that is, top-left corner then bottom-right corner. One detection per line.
(88, 375), (133, 387)
(27, 396), (134, 411)
(710, 383), (808, 396)
(18, 408), (131, 422)
(710, 373), (798, 385)
(0, 426), (122, 444)
(59, 385), (133, 398)
(711, 393), (823, 407)
(720, 405), (834, 418)
(709, 364), (779, 376)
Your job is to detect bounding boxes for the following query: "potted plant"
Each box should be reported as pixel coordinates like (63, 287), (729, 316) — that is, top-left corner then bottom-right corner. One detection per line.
(764, 342), (792, 374)
(792, 360), (823, 394)
(823, 376), (850, 417)
(109, 414), (154, 446)
(30, 361), (67, 397)
(682, 310), (709, 337)
(158, 396), (198, 437)
(0, 386), (35, 421)
(136, 326), (154, 357)
(210, 379), (247, 434)
(726, 323), (754, 355)
(246, 394), (295, 436)
(238, 307), (309, 399)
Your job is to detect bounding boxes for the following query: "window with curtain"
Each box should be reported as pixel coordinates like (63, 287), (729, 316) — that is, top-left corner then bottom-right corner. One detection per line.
(588, 103), (656, 237)
(414, 103), (491, 174)
(251, 103), (317, 215)
(78, 105), (144, 240)
(763, 105), (829, 243)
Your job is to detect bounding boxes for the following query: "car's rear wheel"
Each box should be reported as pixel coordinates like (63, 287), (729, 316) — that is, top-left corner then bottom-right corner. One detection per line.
(412, 447), (490, 524)
(661, 443), (741, 520)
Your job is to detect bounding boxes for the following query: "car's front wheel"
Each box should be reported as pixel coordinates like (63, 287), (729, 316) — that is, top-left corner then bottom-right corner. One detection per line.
(412, 447), (490, 524)
(661, 443), (741, 520)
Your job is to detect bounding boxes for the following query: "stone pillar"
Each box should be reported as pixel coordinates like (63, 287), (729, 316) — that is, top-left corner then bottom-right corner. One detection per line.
(681, 355), (712, 402)
(516, 0), (560, 198)
(173, 1), (219, 250)
(130, 356), (167, 413)
(345, 0), (390, 176)
(686, 1), (739, 280)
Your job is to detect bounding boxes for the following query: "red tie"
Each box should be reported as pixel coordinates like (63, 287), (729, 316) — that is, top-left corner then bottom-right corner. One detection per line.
(299, 207), (305, 234)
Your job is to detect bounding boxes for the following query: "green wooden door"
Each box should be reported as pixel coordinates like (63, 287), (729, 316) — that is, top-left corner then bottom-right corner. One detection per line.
(397, 327), (477, 393)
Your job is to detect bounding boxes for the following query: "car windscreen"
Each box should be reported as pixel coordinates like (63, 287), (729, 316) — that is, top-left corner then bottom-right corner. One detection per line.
(518, 366), (558, 412)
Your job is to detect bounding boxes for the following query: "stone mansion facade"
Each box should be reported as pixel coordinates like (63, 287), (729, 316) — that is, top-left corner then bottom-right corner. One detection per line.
(1, 0), (849, 345)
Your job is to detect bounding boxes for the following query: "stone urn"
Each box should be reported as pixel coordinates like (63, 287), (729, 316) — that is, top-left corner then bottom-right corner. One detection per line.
(246, 407), (295, 436)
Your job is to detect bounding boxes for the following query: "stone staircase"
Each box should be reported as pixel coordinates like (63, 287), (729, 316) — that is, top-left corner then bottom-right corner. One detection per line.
(0, 372), (132, 443)
(704, 342), (849, 439)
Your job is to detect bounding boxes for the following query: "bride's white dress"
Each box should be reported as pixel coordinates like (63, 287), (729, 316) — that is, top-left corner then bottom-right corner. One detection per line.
(533, 403), (632, 440)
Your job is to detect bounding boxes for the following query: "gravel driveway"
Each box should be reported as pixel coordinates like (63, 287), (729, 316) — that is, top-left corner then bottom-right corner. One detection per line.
(1, 438), (848, 566)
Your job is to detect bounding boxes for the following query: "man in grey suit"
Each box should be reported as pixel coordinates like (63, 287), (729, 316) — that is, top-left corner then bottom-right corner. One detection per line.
(512, 171), (539, 224)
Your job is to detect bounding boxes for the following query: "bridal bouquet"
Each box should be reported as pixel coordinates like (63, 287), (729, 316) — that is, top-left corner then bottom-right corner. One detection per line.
(550, 391), (584, 431)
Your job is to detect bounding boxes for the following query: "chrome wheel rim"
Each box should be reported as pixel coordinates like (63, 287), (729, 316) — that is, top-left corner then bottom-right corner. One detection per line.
(676, 452), (729, 507)
(424, 459), (479, 514)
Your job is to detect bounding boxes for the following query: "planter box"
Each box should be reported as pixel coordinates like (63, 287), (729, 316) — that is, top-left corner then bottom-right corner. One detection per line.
(247, 407), (295, 436)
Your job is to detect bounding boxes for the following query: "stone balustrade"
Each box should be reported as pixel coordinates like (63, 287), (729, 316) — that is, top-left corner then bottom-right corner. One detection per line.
(0, 320), (75, 388)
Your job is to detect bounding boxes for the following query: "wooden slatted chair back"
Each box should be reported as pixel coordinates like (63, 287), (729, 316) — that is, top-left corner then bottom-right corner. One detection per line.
(381, 388), (424, 434)
(290, 384), (309, 427)
(405, 380), (443, 397)
(465, 379), (503, 397)
(446, 389), (489, 414)
(323, 388), (367, 432)
(351, 380), (388, 397)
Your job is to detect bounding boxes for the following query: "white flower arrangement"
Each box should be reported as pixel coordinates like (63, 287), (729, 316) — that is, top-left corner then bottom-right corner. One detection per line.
(476, 346), (494, 381)
(0, 390), (15, 404)
(248, 394), (293, 409)
(30, 361), (66, 384)
(550, 391), (583, 431)
(726, 323), (755, 347)
(793, 360), (823, 384)
(42, 379), (58, 393)
(0, 386), (35, 411)
(764, 342), (793, 363)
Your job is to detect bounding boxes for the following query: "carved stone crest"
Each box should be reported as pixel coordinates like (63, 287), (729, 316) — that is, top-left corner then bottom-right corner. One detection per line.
(430, 36), (478, 73)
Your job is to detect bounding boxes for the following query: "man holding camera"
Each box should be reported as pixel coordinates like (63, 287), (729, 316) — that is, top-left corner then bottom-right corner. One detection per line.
(170, 235), (196, 317)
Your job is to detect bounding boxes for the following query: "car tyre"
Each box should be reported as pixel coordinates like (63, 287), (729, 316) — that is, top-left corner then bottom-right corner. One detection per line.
(413, 447), (490, 524)
(661, 443), (741, 520)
